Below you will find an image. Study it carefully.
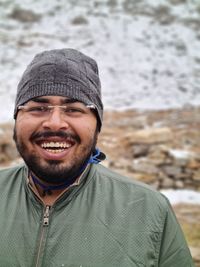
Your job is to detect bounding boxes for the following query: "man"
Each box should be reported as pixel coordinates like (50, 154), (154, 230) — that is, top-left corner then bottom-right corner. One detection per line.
(0, 48), (194, 266)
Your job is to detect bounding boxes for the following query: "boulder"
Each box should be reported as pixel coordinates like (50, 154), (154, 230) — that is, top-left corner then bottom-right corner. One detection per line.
(9, 7), (41, 23)
(131, 172), (157, 184)
(193, 170), (200, 182)
(131, 158), (160, 175)
(161, 165), (183, 178)
(125, 127), (173, 145)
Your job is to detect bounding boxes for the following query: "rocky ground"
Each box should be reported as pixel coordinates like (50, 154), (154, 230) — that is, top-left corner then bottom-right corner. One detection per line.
(99, 106), (200, 190)
(173, 204), (200, 266)
(0, 107), (200, 264)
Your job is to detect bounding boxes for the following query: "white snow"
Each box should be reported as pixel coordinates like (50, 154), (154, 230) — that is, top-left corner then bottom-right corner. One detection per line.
(161, 189), (200, 205)
(0, 0), (200, 123)
(168, 149), (195, 160)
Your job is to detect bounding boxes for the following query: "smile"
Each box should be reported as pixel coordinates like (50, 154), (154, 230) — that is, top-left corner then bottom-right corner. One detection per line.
(40, 141), (73, 154)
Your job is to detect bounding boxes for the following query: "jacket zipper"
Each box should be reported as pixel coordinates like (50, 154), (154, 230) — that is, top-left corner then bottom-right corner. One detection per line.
(43, 205), (50, 226)
(35, 205), (51, 267)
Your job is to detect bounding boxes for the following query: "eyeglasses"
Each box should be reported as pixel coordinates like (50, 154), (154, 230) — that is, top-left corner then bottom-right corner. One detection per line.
(18, 102), (96, 118)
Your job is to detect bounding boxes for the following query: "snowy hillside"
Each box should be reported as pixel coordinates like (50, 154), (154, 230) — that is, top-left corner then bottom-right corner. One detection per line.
(0, 0), (200, 122)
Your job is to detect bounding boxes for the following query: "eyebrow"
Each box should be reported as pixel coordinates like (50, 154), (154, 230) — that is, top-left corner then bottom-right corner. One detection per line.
(32, 97), (50, 104)
(31, 97), (79, 104)
(63, 99), (79, 104)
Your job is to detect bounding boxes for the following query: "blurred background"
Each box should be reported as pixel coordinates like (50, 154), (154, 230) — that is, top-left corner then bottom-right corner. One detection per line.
(0, 0), (200, 264)
(0, 0), (200, 122)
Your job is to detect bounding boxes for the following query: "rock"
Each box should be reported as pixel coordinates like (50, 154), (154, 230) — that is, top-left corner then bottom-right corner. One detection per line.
(160, 174), (174, 188)
(131, 172), (157, 184)
(131, 144), (149, 157)
(184, 180), (197, 190)
(131, 159), (160, 175)
(190, 247), (200, 266)
(174, 180), (185, 189)
(173, 157), (189, 167)
(188, 159), (200, 169)
(9, 7), (41, 23)
(110, 158), (131, 170)
(148, 145), (168, 165)
(175, 40), (187, 56)
(168, 149), (193, 166)
(0, 123), (19, 163)
(182, 17), (200, 31)
(107, 0), (117, 9)
(71, 16), (88, 25)
(175, 172), (192, 180)
(168, 0), (187, 4)
(125, 127), (173, 145)
(168, 150), (193, 160)
(3, 143), (19, 161)
(122, 1), (154, 17)
(161, 165), (183, 178)
(153, 5), (176, 25)
(193, 170), (200, 182)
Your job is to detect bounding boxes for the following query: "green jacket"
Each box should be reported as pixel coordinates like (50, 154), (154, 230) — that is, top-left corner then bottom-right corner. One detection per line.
(0, 163), (195, 267)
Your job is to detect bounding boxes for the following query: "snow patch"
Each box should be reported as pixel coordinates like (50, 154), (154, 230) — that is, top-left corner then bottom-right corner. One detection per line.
(161, 189), (200, 205)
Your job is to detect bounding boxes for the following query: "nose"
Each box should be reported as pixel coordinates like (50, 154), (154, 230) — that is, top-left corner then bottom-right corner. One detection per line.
(42, 107), (69, 130)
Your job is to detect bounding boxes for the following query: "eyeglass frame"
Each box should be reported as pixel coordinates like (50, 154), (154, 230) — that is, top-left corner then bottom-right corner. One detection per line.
(17, 102), (96, 118)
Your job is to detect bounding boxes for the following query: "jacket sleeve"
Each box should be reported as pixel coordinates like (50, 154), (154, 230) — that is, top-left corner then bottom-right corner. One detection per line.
(158, 198), (195, 267)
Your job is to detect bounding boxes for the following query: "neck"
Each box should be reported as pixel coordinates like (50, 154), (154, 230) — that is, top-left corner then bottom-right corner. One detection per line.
(29, 171), (82, 206)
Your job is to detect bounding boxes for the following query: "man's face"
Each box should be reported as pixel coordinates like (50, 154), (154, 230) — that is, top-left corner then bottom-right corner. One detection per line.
(14, 96), (98, 184)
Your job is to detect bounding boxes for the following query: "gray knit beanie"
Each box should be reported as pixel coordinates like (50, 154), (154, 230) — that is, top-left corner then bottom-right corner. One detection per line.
(14, 48), (103, 130)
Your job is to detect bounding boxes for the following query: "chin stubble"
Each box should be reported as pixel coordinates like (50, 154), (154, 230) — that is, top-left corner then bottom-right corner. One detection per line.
(13, 126), (98, 184)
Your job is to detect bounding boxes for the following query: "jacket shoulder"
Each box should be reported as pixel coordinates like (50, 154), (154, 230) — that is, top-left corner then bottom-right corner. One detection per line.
(0, 164), (25, 174)
(0, 164), (26, 184)
(94, 163), (170, 208)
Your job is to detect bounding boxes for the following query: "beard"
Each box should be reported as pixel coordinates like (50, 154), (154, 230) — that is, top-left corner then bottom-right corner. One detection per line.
(13, 126), (98, 185)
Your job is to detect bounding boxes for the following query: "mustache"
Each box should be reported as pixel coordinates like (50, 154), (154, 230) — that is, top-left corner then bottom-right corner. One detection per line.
(30, 130), (81, 143)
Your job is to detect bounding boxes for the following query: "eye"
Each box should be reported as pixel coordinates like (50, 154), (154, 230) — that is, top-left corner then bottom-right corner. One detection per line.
(62, 104), (86, 114)
(65, 107), (84, 113)
(27, 106), (49, 113)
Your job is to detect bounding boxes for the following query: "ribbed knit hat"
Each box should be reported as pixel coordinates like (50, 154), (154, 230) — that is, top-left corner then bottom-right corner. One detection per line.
(14, 48), (103, 130)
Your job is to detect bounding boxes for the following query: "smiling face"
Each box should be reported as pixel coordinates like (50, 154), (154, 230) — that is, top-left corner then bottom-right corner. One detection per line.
(14, 96), (98, 185)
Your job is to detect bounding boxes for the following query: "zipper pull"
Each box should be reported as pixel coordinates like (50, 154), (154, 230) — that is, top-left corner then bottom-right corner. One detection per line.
(43, 205), (50, 226)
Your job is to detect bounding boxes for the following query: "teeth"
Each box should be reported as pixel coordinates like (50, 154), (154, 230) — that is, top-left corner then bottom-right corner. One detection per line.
(46, 149), (65, 153)
(41, 142), (71, 149)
